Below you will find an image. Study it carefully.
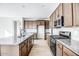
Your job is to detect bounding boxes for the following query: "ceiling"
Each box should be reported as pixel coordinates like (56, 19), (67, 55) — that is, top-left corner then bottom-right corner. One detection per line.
(0, 3), (59, 19)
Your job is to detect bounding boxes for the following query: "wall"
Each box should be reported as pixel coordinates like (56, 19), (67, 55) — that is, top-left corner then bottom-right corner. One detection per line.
(53, 27), (79, 41)
(25, 29), (37, 33)
(0, 17), (24, 43)
(0, 3), (59, 19)
(0, 17), (15, 38)
(16, 18), (24, 37)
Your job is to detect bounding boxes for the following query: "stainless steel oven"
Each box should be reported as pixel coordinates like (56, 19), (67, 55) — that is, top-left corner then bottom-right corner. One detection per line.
(50, 31), (71, 56)
(50, 37), (56, 56)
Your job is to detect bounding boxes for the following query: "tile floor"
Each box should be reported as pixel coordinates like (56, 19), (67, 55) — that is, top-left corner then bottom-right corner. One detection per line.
(29, 39), (52, 56)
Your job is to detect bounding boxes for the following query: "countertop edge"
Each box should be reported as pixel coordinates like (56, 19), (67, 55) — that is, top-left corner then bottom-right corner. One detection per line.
(0, 33), (36, 46)
(57, 40), (79, 56)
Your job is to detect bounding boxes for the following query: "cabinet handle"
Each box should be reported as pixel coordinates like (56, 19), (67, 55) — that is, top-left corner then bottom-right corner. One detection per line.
(57, 44), (62, 49)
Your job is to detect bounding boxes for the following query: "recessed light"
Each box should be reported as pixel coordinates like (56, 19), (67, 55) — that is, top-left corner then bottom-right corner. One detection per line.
(21, 5), (26, 8)
(41, 5), (46, 8)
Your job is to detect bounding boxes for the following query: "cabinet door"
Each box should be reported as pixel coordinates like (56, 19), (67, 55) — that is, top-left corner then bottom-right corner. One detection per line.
(21, 44), (27, 56)
(49, 16), (52, 28)
(47, 34), (50, 46)
(63, 3), (72, 27)
(58, 3), (63, 19)
(28, 38), (32, 53)
(52, 12), (56, 28)
(73, 3), (79, 26)
(63, 52), (69, 56)
(25, 40), (28, 56)
(55, 8), (59, 20)
(56, 41), (63, 56)
(19, 42), (27, 56)
(49, 14), (54, 34)
(45, 20), (49, 29)
(63, 46), (77, 56)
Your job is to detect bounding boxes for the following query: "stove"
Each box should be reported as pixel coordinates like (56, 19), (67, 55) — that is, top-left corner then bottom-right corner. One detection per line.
(50, 31), (71, 56)
(50, 35), (69, 39)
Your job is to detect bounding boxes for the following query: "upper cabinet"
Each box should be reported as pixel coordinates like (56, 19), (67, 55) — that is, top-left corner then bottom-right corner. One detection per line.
(49, 14), (53, 28)
(45, 20), (49, 29)
(52, 12), (56, 27)
(55, 7), (59, 21)
(73, 3), (79, 26)
(58, 3), (63, 19)
(24, 21), (37, 29)
(49, 11), (56, 28)
(63, 3), (73, 27)
(49, 3), (79, 28)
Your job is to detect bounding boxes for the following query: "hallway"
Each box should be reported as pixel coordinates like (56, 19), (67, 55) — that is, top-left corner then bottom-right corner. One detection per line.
(29, 39), (52, 56)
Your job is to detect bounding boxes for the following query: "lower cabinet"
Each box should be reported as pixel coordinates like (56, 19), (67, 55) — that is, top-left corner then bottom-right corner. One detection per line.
(56, 42), (63, 56)
(63, 47), (77, 56)
(25, 40), (28, 56)
(56, 41), (78, 56)
(47, 34), (50, 46)
(19, 40), (28, 56)
(19, 34), (35, 56)
(63, 52), (68, 56)
(21, 43), (27, 56)
(28, 37), (33, 53)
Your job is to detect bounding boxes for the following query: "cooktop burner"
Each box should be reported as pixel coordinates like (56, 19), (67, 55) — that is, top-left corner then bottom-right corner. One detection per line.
(50, 35), (69, 39)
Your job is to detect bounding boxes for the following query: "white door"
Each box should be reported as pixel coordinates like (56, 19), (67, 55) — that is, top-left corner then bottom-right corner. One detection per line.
(37, 26), (45, 39)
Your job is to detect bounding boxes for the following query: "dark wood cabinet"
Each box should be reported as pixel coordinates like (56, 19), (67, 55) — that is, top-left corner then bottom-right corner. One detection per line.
(28, 37), (32, 53)
(45, 20), (49, 29)
(19, 34), (36, 56)
(25, 40), (28, 56)
(24, 21), (37, 29)
(21, 43), (27, 56)
(37, 20), (45, 25)
(24, 20), (48, 29)
(19, 42), (26, 56)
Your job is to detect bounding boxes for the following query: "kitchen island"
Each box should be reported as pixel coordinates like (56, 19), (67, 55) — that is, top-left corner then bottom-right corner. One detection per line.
(0, 33), (37, 56)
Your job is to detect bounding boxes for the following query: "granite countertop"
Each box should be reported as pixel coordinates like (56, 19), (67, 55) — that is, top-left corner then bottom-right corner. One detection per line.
(57, 39), (79, 55)
(0, 33), (35, 45)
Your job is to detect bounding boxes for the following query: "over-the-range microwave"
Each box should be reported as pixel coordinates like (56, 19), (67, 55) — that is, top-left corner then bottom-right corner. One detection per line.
(54, 16), (64, 28)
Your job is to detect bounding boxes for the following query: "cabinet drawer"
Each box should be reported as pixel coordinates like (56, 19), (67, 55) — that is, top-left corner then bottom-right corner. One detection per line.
(63, 47), (77, 56)
(25, 40), (28, 43)
(57, 42), (62, 49)
(56, 45), (63, 56)
(19, 42), (25, 49)
(63, 52), (69, 56)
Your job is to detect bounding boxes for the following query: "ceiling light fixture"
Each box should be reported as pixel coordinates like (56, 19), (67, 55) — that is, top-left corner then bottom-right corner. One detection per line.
(22, 5), (26, 8)
(41, 5), (46, 8)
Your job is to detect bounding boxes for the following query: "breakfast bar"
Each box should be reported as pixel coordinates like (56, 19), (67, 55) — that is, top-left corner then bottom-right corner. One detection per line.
(0, 33), (37, 56)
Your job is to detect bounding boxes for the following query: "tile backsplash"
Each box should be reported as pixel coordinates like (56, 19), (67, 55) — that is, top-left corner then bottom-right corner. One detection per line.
(53, 27), (79, 41)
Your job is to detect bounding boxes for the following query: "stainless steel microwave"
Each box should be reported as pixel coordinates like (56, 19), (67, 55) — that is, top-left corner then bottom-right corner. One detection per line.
(54, 16), (64, 28)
